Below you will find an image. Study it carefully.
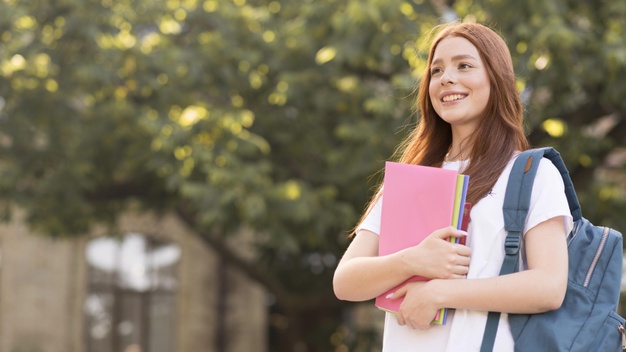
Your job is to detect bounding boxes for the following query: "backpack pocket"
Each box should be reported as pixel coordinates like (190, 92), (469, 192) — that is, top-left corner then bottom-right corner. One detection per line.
(587, 310), (625, 352)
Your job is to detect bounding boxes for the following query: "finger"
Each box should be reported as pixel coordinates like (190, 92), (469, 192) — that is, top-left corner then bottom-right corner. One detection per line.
(418, 321), (433, 330)
(447, 273), (465, 279)
(435, 227), (469, 243)
(406, 318), (426, 330)
(388, 286), (408, 300)
(397, 314), (406, 326)
(453, 265), (469, 276)
(402, 317), (416, 329)
(432, 226), (458, 239)
(455, 244), (472, 256)
(450, 228), (469, 239)
(455, 254), (471, 266)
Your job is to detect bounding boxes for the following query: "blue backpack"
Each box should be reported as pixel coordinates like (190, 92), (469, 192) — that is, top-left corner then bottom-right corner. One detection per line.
(480, 147), (625, 352)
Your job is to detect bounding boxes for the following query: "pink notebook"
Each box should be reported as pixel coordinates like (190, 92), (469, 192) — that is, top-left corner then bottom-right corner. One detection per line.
(375, 161), (463, 323)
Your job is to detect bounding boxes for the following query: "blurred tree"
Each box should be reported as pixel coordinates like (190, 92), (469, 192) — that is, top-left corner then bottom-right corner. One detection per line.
(0, 0), (624, 351)
(457, 0), (626, 229)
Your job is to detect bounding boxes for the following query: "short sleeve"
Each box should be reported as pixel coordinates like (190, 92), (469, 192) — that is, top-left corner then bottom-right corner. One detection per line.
(356, 196), (383, 235)
(525, 158), (574, 236)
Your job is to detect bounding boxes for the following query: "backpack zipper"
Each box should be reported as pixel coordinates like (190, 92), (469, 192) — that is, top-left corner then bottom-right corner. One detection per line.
(583, 227), (610, 288)
(618, 324), (626, 349)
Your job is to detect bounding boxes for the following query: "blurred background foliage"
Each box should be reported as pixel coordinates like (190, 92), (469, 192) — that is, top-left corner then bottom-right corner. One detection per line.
(0, 0), (625, 351)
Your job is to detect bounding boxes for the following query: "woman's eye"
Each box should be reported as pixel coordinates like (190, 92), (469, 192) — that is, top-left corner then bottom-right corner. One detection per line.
(459, 63), (472, 70)
(430, 68), (442, 76)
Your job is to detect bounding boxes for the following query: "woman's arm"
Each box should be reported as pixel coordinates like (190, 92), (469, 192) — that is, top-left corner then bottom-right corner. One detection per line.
(333, 226), (471, 302)
(392, 216), (568, 329)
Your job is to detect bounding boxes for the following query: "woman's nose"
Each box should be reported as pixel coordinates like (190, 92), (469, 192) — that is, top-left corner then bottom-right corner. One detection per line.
(440, 69), (456, 85)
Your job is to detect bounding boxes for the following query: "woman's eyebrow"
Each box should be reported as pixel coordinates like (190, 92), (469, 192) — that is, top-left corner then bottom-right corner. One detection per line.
(432, 54), (479, 66)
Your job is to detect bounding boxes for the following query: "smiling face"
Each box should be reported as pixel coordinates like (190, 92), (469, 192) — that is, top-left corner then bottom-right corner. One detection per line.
(428, 36), (491, 134)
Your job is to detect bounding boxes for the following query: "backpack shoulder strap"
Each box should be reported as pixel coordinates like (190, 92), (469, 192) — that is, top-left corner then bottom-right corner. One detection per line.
(536, 148), (582, 221)
(480, 149), (540, 351)
(481, 147), (576, 351)
(501, 147), (579, 239)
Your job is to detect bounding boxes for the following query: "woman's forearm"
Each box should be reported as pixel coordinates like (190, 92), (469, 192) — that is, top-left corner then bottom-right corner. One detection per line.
(333, 228), (471, 302)
(333, 253), (412, 302)
(434, 267), (566, 314)
(436, 219), (568, 313)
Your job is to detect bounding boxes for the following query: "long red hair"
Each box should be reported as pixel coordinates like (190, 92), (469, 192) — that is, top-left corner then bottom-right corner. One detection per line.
(355, 22), (529, 233)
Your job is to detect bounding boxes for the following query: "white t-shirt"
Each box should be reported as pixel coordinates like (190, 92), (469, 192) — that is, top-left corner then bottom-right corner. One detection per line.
(357, 156), (574, 352)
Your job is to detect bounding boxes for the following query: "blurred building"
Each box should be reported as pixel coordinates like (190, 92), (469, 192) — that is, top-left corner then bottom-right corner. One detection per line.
(0, 210), (267, 352)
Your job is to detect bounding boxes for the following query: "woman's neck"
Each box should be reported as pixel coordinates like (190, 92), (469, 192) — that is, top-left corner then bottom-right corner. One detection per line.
(446, 141), (473, 162)
(447, 126), (475, 162)
(445, 149), (467, 162)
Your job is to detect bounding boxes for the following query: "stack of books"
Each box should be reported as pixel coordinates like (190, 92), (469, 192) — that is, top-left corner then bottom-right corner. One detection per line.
(375, 161), (471, 325)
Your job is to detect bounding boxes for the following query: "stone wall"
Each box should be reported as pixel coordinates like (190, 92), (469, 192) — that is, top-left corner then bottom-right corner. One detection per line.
(0, 212), (82, 352)
(0, 210), (267, 352)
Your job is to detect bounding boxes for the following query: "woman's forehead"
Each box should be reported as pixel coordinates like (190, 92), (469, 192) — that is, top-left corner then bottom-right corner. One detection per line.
(432, 36), (481, 62)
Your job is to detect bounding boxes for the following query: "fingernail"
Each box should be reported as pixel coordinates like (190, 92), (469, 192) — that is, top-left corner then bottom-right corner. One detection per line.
(386, 293), (394, 299)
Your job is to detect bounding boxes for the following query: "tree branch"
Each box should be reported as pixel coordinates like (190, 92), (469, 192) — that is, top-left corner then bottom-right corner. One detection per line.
(174, 204), (294, 304)
(174, 202), (347, 312)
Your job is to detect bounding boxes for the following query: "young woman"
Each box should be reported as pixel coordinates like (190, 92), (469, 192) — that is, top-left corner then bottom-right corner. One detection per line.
(333, 22), (573, 351)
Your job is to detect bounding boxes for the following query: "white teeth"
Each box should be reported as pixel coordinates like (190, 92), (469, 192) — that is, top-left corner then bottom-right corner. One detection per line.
(442, 94), (466, 102)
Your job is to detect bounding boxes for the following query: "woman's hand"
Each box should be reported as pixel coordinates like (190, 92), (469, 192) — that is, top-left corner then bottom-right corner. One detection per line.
(389, 281), (444, 330)
(334, 227), (470, 302)
(398, 226), (471, 280)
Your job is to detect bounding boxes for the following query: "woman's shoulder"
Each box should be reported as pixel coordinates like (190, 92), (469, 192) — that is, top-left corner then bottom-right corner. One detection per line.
(492, 151), (561, 188)
(535, 157), (564, 185)
(506, 151), (565, 192)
